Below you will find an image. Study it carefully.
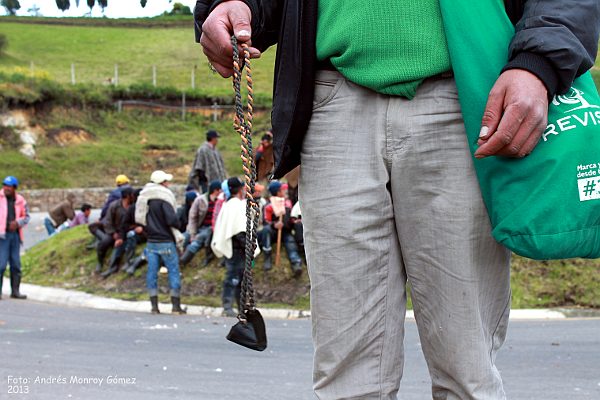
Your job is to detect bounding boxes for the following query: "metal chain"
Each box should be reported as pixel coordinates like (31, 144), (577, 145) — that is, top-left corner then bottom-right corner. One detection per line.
(232, 36), (260, 320)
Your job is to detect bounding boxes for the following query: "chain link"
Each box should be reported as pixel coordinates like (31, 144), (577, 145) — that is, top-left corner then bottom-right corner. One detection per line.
(232, 36), (260, 319)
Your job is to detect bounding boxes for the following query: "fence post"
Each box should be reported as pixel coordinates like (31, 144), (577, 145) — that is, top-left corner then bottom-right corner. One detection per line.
(114, 64), (119, 86)
(117, 100), (123, 113)
(212, 102), (218, 122)
(181, 92), (186, 121)
(71, 63), (76, 85)
(152, 65), (156, 87)
(191, 66), (196, 90)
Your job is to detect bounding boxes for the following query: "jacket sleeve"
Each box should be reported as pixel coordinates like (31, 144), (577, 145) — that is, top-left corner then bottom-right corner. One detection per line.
(17, 201), (30, 228)
(64, 203), (75, 221)
(194, 0), (283, 51)
(503, 0), (600, 97)
(162, 201), (182, 231)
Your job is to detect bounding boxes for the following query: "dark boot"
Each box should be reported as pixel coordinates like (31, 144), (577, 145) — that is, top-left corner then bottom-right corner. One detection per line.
(150, 296), (160, 314)
(125, 254), (145, 275)
(171, 296), (187, 315)
(291, 262), (303, 278)
(222, 297), (236, 317)
(123, 245), (136, 267)
(179, 249), (195, 267)
(263, 251), (272, 272)
(94, 262), (102, 275)
(202, 248), (215, 267)
(0, 272), (3, 300)
(10, 273), (27, 299)
(101, 257), (119, 279)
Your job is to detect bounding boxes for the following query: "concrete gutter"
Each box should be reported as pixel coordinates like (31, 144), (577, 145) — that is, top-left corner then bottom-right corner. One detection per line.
(2, 279), (596, 320)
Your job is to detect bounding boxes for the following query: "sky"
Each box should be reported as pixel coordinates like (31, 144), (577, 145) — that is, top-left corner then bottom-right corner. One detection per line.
(2, 0), (197, 18)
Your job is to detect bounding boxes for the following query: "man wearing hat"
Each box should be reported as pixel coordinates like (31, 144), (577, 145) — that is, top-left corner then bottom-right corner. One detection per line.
(181, 180), (223, 266)
(255, 130), (274, 182)
(211, 177), (260, 317)
(188, 130), (227, 193)
(136, 170), (187, 314)
(97, 174), (131, 220)
(0, 176), (30, 300)
(260, 180), (302, 276)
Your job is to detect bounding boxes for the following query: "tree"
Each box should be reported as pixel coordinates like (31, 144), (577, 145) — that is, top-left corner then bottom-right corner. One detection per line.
(140, 0), (147, 8)
(97, 0), (107, 12)
(1, 0), (21, 15)
(86, 0), (94, 13)
(27, 3), (41, 16)
(55, 0), (70, 12)
(167, 2), (191, 15)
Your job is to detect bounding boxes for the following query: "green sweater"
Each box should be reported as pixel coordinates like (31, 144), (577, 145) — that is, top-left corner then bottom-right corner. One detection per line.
(316, 0), (452, 99)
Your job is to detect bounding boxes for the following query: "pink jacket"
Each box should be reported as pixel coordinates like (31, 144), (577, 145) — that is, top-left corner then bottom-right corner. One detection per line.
(0, 191), (30, 242)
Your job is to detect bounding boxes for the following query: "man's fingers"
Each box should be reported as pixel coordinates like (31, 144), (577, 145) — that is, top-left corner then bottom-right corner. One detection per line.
(496, 109), (546, 157)
(474, 103), (525, 158)
(479, 85), (505, 141)
(229, 7), (252, 41)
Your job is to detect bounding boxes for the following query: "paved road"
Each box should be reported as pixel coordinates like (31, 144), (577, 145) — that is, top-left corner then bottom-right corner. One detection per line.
(22, 211), (101, 251)
(1, 301), (599, 400)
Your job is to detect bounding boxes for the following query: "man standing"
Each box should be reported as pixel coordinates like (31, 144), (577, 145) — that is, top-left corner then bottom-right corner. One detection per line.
(0, 176), (30, 300)
(181, 180), (222, 266)
(255, 131), (274, 182)
(197, 1), (599, 398)
(211, 177), (257, 317)
(188, 130), (227, 193)
(44, 193), (77, 236)
(136, 170), (186, 315)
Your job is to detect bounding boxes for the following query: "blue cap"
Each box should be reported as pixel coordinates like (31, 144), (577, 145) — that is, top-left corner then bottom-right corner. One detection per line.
(2, 176), (19, 188)
(268, 180), (282, 196)
(209, 180), (222, 194)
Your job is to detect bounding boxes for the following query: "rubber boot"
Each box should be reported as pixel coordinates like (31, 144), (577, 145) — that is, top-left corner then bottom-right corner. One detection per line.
(263, 251), (272, 272)
(202, 248), (215, 267)
(150, 296), (160, 314)
(125, 254), (146, 276)
(123, 245), (136, 267)
(179, 249), (195, 267)
(10, 273), (27, 299)
(0, 272), (3, 300)
(222, 297), (236, 317)
(171, 296), (187, 315)
(291, 262), (303, 278)
(101, 255), (120, 279)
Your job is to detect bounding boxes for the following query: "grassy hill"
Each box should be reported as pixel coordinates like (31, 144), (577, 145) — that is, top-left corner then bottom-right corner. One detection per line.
(0, 19), (276, 97)
(21, 226), (600, 309)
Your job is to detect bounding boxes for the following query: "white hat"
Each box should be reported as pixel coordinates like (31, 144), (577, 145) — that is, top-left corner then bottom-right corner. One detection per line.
(150, 170), (173, 184)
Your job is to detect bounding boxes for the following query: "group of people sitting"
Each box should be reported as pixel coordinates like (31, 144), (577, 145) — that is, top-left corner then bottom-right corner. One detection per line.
(45, 167), (303, 316)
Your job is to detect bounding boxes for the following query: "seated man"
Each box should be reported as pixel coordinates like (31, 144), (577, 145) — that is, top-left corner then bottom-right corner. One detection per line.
(100, 174), (131, 220)
(260, 181), (302, 276)
(180, 180), (222, 266)
(44, 193), (76, 236)
(96, 187), (135, 278)
(69, 203), (92, 228)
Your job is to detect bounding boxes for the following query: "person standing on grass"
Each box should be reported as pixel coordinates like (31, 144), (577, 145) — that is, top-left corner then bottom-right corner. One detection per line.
(0, 176), (29, 300)
(136, 170), (187, 315)
(188, 130), (227, 193)
(197, 0), (599, 398)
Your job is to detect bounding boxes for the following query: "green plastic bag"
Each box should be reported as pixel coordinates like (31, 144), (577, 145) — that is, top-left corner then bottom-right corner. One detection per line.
(440, 0), (600, 259)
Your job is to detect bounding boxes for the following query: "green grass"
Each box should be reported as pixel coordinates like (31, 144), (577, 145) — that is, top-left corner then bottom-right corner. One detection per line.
(20, 227), (600, 309)
(0, 21), (276, 98)
(21, 226), (312, 309)
(0, 106), (271, 189)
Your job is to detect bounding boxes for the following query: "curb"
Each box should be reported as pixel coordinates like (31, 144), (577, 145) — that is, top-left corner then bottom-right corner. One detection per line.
(2, 279), (594, 320)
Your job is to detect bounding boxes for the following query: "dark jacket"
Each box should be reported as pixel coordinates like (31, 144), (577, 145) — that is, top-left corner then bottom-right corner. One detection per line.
(101, 200), (128, 236)
(145, 199), (181, 243)
(195, 0), (600, 178)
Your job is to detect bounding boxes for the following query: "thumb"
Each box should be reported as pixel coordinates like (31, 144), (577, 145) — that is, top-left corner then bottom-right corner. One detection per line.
(228, 7), (252, 42)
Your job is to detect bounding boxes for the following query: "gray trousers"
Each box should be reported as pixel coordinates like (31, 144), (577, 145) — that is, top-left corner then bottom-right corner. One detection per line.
(299, 70), (512, 400)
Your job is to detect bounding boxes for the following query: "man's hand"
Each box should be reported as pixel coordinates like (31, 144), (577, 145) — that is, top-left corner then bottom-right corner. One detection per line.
(134, 226), (143, 235)
(274, 221), (283, 230)
(8, 221), (18, 232)
(475, 69), (548, 159)
(200, 1), (261, 78)
(114, 239), (124, 248)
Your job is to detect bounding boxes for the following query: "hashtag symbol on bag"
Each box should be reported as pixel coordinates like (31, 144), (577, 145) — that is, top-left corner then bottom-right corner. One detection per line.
(582, 180), (597, 196)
